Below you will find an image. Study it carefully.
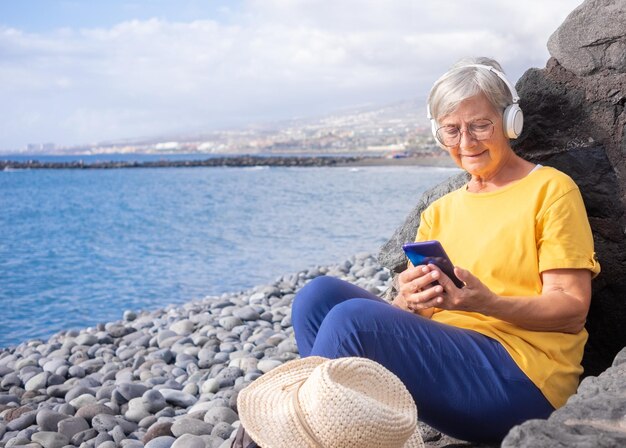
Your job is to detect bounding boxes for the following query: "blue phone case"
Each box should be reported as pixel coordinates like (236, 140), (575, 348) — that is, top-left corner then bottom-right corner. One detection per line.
(402, 241), (464, 288)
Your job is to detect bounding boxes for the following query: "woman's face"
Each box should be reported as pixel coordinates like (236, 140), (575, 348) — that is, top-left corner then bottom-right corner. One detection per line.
(437, 93), (514, 178)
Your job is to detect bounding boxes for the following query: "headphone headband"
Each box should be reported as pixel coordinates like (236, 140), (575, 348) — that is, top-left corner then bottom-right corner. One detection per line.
(427, 62), (523, 143)
(459, 64), (520, 103)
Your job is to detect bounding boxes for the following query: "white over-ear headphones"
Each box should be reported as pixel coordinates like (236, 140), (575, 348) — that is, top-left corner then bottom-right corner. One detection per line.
(427, 64), (523, 146)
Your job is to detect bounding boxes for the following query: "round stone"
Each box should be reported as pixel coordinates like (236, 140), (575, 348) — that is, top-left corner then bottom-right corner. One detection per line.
(24, 371), (49, 391)
(232, 307), (260, 321)
(58, 415), (89, 440)
(158, 389), (197, 408)
(171, 433), (205, 448)
(144, 435), (176, 448)
(75, 403), (115, 423)
(31, 431), (70, 448)
(203, 406), (239, 426)
(143, 421), (174, 444)
(170, 320), (195, 336)
(171, 417), (214, 438)
(74, 334), (98, 346)
(200, 378), (220, 394)
(36, 408), (69, 432)
(211, 421), (233, 439)
(218, 317), (243, 331)
(257, 359), (282, 373)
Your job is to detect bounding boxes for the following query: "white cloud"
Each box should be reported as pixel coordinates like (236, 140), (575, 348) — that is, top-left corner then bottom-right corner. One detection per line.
(0, 0), (583, 151)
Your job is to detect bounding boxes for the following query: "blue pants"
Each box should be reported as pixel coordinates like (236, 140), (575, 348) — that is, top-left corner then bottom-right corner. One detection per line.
(292, 276), (554, 442)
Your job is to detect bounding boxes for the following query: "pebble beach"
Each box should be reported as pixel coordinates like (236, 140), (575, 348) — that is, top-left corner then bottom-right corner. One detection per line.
(0, 253), (394, 448)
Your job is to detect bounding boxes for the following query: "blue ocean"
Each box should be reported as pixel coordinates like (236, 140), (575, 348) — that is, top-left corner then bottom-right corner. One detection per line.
(0, 162), (458, 348)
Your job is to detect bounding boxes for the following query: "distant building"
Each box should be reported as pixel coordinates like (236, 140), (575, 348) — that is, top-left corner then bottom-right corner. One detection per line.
(154, 142), (180, 151)
(26, 143), (55, 153)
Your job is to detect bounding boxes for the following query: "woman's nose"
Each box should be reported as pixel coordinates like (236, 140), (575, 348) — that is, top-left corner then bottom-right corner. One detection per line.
(459, 129), (478, 149)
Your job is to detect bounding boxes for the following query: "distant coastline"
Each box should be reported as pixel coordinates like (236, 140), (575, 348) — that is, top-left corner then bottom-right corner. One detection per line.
(0, 153), (456, 170)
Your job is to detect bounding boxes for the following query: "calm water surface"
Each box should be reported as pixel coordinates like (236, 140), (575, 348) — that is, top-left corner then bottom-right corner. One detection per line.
(0, 165), (458, 347)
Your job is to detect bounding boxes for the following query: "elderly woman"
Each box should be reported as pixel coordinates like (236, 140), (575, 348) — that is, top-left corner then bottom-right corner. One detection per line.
(291, 57), (600, 443)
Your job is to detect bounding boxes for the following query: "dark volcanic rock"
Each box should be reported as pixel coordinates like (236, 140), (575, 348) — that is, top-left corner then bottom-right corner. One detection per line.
(511, 0), (626, 377)
(378, 0), (626, 378)
(502, 347), (626, 447)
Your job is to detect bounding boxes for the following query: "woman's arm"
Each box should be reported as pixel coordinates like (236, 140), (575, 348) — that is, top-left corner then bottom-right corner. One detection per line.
(407, 265), (592, 334)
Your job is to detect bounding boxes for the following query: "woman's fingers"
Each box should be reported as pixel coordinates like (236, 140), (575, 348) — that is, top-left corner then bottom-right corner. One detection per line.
(406, 282), (444, 309)
(406, 264), (461, 310)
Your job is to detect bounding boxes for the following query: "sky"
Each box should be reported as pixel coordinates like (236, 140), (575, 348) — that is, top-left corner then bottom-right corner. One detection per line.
(0, 0), (584, 152)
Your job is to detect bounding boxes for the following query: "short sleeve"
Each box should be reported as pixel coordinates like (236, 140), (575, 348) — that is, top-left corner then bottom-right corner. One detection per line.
(415, 208), (433, 242)
(536, 188), (600, 277)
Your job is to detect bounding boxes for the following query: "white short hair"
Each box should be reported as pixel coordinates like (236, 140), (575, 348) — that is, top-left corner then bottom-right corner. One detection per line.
(428, 57), (513, 122)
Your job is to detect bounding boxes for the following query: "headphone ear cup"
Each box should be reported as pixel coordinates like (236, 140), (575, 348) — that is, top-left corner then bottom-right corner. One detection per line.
(502, 104), (524, 139)
(430, 119), (446, 148)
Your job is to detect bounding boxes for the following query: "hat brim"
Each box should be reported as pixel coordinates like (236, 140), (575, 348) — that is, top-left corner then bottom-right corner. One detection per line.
(237, 356), (327, 448)
(406, 431), (425, 448)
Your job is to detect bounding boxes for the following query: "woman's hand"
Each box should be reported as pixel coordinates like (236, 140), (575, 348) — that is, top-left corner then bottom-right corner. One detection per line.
(402, 264), (592, 334)
(402, 264), (497, 314)
(393, 264), (453, 317)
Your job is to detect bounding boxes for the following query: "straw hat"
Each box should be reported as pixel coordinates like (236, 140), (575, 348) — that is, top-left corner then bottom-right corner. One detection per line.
(237, 356), (424, 448)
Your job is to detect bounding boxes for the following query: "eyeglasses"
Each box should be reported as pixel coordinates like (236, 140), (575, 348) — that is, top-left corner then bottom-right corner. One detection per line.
(436, 119), (494, 147)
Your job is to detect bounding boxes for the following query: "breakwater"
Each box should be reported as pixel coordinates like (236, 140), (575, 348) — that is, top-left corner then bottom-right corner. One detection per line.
(0, 155), (366, 171)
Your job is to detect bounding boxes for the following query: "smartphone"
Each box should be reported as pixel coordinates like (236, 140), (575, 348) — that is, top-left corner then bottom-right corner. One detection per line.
(402, 240), (464, 288)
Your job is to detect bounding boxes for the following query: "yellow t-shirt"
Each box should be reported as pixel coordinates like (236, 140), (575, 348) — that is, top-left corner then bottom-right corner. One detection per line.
(416, 166), (600, 408)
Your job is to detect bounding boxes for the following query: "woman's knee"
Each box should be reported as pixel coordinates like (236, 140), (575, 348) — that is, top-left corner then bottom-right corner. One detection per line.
(293, 276), (350, 314)
(320, 298), (388, 333)
(311, 298), (393, 357)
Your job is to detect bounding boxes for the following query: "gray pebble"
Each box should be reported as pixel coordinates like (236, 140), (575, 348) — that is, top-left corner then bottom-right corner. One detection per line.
(4, 437), (28, 448)
(159, 389), (197, 408)
(110, 424), (126, 444)
(6, 411), (37, 432)
(94, 431), (114, 446)
(58, 415), (90, 439)
(24, 371), (49, 391)
(145, 435), (176, 448)
(142, 389), (167, 414)
(172, 433), (206, 448)
(1, 372), (22, 389)
(171, 417), (214, 437)
(31, 431), (70, 448)
(232, 307), (260, 321)
(71, 428), (98, 445)
(36, 408), (69, 432)
(170, 319), (195, 336)
(65, 386), (94, 403)
(75, 333), (99, 346)
(0, 394), (19, 405)
(257, 359), (282, 373)
(204, 407), (239, 426)
(116, 383), (150, 403)
(211, 421), (233, 439)
(91, 413), (118, 432)
(218, 316), (243, 331)
(97, 441), (117, 448)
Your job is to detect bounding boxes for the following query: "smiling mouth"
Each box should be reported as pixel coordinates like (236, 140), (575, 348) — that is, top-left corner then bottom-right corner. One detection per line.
(461, 150), (487, 158)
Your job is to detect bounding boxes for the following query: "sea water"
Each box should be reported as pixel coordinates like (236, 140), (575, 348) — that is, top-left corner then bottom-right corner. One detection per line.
(0, 164), (458, 347)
